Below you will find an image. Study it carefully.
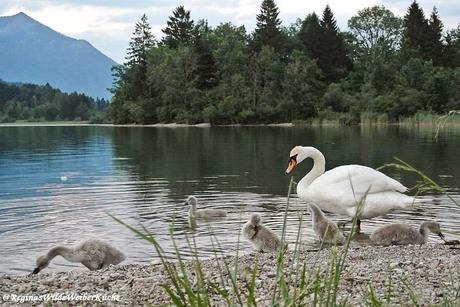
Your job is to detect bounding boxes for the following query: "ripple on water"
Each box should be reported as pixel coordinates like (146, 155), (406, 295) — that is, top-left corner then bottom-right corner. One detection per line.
(1, 126), (460, 275)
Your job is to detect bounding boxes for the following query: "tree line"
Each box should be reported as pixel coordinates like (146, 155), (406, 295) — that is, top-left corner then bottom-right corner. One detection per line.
(0, 81), (108, 123)
(110, 1), (460, 125)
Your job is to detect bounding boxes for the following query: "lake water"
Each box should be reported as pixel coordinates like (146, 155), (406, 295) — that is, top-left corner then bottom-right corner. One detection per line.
(1, 125), (459, 275)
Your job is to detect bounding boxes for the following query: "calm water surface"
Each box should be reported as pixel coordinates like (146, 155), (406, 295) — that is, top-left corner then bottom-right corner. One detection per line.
(0, 125), (459, 274)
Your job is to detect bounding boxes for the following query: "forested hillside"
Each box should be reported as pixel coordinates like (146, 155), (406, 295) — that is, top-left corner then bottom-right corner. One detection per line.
(0, 81), (108, 122)
(110, 1), (460, 125)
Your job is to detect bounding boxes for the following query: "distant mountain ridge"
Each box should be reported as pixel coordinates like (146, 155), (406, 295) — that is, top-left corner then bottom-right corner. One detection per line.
(0, 12), (116, 99)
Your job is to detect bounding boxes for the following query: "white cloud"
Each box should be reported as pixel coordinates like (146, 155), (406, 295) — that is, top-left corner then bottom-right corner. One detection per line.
(278, 0), (380, 16)
(1, 0), (459, 63)
(0, 2), (142, 62)
(2, 3), (136, 35)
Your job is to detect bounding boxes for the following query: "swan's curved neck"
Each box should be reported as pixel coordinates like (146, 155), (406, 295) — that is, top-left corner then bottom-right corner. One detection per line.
(309, 204), (325, 221)
(298, 148), (326, 192)
(48, 246), (86, 263)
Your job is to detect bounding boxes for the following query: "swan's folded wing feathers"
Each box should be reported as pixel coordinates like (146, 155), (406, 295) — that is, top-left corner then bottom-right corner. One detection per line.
(312, 165), (407, 195)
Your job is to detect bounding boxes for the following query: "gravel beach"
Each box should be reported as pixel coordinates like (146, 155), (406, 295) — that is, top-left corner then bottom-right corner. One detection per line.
(1, 244), (459, 306)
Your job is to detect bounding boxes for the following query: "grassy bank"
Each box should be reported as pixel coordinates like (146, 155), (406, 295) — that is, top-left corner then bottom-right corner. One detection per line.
(399, 111), (460, 126)
(293, 111), (460, 127)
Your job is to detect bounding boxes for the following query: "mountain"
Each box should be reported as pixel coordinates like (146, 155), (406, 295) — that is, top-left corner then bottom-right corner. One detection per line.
(0, 12), (117, 99)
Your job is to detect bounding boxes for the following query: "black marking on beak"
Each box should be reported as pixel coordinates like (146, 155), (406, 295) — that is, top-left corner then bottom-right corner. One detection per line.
(32, 267), (40, 274)
(439, 232), (445, 240)
(286, 154), (298, 174)
(288, 154), (298, 164)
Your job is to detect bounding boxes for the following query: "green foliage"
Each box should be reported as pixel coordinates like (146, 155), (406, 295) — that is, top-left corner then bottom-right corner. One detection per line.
(443, 26), (460, 68)
(426, 8), (444, 66)
(282, 51), (325, 120)
(88, 112), (108, 124)
(320, 5), (352, 82)
(0, 81), (106, 122)
(162, 6), (196, 48)
(378, 157), (445, 195)
(298, 7), (351, 83)
(194, 36), (218, 90)
(366, 58), (399, 94)
(348, 6), (402, 66)
(298, 13), (323, 59)
(401, 1), (430, 60)
(252, 0), (286, 54)
(126, 14), (155, 68)
(109, 3), (460, 125)
(322, 83), (352, 113)
(111, 14), (157, 124)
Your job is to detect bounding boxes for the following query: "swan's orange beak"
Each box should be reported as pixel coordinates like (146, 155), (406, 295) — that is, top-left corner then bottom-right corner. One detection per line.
(286, 156), (297, 174)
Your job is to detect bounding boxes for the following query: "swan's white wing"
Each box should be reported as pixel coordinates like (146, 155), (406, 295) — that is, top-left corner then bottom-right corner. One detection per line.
(311, 165), (407, 195)
(302, 165), (411, 216)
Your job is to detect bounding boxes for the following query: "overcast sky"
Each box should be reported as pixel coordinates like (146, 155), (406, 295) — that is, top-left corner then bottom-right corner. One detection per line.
(1, 0), (459, 63)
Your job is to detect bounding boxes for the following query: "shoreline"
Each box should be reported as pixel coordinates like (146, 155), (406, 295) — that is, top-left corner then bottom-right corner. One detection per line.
(0, 121), (458, 128)
(1, 244), (459, 306)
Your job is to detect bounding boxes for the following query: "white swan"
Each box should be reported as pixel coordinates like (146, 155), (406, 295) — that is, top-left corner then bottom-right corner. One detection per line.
(286, 146), (415, 232)
(186, 196), (227, 219)
(370, 221), (444, 246)
(242, 214), (285, 252)
(32, 239), (126, 274)
(308, 203), (345, 245)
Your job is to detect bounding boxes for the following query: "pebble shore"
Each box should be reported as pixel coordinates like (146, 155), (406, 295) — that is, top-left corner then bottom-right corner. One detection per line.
(1, 244), (459, 306)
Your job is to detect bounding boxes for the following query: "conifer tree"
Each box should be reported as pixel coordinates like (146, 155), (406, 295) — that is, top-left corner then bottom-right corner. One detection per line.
(162, 6), (196, 48)
(298, 13), (323, 59)
(194, 37), (218, 90)
(252, 0), (285, 54)
(321, 5), (338, 34)
(443, 27), (460, 67)
(319, 5), (351, 82)
(124, 13), (155, 99)
(426, 7), (444, 65)
(125, 14), (155, 68)
(401, 1), (430, 60)
(113, 14), (156, 124)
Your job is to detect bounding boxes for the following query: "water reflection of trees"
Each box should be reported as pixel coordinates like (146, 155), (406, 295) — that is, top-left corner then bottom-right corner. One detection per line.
(0, 126), (111, 157)
(110, 126), (460, 200)
(111, 127), (298, 200)
(357, 125), (460, 189)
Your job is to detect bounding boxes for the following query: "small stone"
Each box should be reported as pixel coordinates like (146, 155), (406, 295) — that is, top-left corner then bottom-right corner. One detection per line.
(389, 262), (398, 269)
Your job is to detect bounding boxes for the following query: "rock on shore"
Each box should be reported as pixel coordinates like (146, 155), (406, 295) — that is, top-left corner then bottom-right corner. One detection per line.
(0, 244), (459, 306)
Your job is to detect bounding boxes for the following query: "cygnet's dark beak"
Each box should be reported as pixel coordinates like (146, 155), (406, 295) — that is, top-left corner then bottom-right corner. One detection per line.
(438, 232), (445, 240)
(32, 267), (40, 274)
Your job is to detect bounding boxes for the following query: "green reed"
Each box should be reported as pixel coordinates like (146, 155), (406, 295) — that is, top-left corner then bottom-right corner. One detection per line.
(109, 160), (458, 306)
